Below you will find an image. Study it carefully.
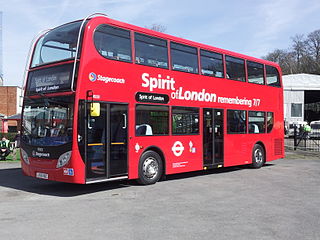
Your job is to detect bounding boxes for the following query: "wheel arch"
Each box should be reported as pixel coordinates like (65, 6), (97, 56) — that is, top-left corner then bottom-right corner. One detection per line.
(253, 141), (267, 164)
(143, 146), (166, 175)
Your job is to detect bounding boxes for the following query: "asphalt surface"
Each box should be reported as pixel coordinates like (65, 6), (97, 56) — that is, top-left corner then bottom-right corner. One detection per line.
(0, 151), (319, 240)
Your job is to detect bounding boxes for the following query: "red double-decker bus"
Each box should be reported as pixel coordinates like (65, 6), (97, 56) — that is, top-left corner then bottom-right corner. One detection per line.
(21, 14), (284, 184)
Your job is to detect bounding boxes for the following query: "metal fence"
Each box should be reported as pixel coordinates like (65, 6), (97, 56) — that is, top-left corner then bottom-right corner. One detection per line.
(285, 126), (320, 152)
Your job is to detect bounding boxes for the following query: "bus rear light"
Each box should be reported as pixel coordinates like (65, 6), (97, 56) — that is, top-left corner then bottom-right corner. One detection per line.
(57, 151), (72, 168)
(21, 149), (30, 165)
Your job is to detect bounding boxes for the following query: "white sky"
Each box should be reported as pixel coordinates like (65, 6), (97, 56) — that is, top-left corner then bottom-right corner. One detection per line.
(1, 0), (320, 86)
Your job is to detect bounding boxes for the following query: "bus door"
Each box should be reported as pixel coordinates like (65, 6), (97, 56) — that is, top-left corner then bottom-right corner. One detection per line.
(86, 102), (128, 180)
(203, 109), (224, 167)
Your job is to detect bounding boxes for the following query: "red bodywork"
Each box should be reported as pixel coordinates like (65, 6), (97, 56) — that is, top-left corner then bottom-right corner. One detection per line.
(21, 16), (284, 184)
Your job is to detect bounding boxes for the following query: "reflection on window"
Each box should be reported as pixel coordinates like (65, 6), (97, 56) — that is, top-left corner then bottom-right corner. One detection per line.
(247, 61), (264, 84)
(227, 110), (246, 134)
(266, 65), (280, 87)
(200, 50), (224, 78)
(249, 111), (265, 133)
(31, 21), (84, 67)
(171, 42), (198, 73)
(172, 107), (199, 134)
(267, 112), (274, 133)
(21, 96), (73, 146)
(94, 24), (132, 62)
(136, 105), (169, 136)
(135, 33), (168, 68)
(226, 56), (246, 81)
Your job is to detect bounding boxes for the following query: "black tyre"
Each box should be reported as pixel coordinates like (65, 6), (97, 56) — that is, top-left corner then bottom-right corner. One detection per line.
(138, 150), (163, 185)
(251, 144), (265, 168)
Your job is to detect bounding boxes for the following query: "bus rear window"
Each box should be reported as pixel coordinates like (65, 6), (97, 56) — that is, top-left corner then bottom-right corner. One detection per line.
(94, 24), (132, 62)
(266, 66), (280, 87)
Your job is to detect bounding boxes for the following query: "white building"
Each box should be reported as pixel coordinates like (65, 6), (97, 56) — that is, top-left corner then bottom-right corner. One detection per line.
(283, 73), (320, 124)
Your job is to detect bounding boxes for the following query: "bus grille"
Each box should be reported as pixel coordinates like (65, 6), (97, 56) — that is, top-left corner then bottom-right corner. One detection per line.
(274, 138), (283, 155)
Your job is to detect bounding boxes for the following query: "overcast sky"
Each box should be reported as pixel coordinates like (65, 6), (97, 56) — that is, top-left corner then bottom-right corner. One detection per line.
(1, 0), (320, 86)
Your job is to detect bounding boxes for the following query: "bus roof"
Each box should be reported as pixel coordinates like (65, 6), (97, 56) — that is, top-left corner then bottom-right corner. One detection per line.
(55, 15), (280, 69)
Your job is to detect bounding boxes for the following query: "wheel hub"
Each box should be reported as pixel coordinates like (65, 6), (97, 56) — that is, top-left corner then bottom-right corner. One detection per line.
(254, 149), (263, 163)
(143, 157), (159, 179)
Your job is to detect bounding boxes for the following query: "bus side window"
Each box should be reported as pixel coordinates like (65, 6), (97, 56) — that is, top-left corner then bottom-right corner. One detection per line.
(171, 42), (198, 74)
(247, 61), (264, 85)
(200, 49), (224, 78)
(226, 56), (246, 82)
(248, 111), (265, 133)
(134, 33), (168, 69)
(94, 24), (132, 63)
(136, 105), (169, 136)
(267, 112), (274, 133)
(227, 110), (247, 134)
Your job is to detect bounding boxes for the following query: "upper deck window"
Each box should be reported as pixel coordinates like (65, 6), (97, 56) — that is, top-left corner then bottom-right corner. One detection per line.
(94, 24), (132, 62)
(135, 33), (168, 69)
(247, 61), (264, 85)
(200, 50), (224, 78)
(171, 42), (198, 74)
(266, 65), (281, 87)
(226, 56), (246, 82)
(31, 21), (84, 68)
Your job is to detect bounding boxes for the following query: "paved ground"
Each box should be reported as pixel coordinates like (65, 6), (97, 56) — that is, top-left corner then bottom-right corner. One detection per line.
(0, 151), (319, 240)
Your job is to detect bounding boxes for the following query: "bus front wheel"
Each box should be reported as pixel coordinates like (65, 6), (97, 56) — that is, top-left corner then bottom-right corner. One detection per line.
(138, 150), (163, 185)
(251, 144), (265, 168)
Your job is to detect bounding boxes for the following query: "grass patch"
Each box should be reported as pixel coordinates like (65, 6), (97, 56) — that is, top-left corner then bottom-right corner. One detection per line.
(1, 148), (21, 162)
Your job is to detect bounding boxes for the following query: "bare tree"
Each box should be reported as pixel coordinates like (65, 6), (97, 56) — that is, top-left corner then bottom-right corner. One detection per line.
(145, 24), (167, 33)
(263, 29), (320, 75)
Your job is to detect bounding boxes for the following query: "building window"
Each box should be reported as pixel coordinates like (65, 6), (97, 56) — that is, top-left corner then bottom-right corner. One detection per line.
(94, 24), (132, 62)
(266, 65), (281, 87)
(249, 111), (265, 133)
(226, 56), (246, 82)
(200, 49), (224, 78)
(247, 61), (264, 85)
(135, 33), (168, 69)
(171, 42), (198, 74)
(136, 105), (169, 136)
(172, 107), (199, 135)
(227, 110), (246, 134)
(291, 103), (302, 117)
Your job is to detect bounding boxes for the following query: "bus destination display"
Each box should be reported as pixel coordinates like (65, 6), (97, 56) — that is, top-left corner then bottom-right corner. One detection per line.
(27, 64), (73, 95)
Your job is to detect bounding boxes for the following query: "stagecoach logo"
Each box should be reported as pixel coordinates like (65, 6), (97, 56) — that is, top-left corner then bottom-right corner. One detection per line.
(88, 72), (126, 84)
(32, 150), (50, 158)
(172, 141), (184, 157)
(89, 72), (97, 82)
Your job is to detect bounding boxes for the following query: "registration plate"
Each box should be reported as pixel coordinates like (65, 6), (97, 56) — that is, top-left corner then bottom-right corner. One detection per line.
(36, 172), (49, 180)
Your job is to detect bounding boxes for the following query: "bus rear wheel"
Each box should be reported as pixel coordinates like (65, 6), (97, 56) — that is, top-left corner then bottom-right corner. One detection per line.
(138, 150), (163, 185)
(251, 144), (265, 168)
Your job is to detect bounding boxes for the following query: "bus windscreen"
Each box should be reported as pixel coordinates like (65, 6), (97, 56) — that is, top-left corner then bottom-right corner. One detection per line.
(31, 21), (83, 68)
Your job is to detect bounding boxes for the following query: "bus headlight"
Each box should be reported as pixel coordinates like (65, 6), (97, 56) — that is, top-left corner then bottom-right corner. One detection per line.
(21, 149), (30, 165)
(56, 151), (72, 168)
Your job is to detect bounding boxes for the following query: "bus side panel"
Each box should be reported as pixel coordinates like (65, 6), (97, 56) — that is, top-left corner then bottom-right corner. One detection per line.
(128, 135), (203, 179)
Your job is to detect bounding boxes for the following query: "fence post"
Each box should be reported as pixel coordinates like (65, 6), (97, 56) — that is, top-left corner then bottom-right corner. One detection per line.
(294, 125), (297, 150)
